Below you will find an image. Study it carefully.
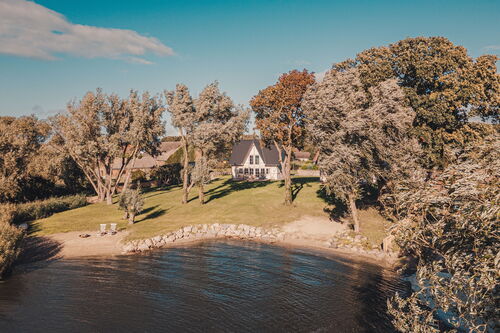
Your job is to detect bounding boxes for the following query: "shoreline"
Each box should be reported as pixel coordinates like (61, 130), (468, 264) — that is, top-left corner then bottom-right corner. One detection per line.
(29, 221), (397, 267)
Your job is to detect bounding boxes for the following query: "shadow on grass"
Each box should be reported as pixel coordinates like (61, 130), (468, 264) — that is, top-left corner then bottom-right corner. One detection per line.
(202, 178), (273, 204)
(135, 205), (168, 223)
(316, 186), (348, 220)
(278, 177), (317, 202)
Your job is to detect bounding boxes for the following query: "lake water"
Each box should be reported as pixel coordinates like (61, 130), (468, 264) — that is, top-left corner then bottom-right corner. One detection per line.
(0, 240), (407, 332)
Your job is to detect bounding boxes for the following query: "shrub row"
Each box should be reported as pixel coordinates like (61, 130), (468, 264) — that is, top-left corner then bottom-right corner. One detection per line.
(0, 220), (24, 279)
(0, 194), (88, 225)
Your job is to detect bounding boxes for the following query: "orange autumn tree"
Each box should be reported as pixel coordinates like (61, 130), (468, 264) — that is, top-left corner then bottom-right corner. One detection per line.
(250, 69), (315, 205)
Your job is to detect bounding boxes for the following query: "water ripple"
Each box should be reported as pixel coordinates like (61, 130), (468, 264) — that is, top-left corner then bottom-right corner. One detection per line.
(0, 240), (408, 332)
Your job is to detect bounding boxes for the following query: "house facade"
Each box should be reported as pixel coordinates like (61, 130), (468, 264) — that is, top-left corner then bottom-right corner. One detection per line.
(229, 140), (283, 180)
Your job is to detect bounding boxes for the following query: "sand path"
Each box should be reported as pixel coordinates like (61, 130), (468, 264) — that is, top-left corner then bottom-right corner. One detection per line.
(47, 231), (128, 258)
(40, 216), (348, 259)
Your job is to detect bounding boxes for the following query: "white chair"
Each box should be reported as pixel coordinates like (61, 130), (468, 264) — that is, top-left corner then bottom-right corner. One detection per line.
(99, 224), (107, 236)
(109, 223), (117, 235)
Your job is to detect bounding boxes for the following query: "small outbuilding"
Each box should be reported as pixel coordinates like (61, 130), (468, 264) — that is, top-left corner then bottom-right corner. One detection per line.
(229, 140), (283, 180)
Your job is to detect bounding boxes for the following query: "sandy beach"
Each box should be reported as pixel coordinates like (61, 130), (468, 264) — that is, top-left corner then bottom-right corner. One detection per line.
(31, 217), (396, 266)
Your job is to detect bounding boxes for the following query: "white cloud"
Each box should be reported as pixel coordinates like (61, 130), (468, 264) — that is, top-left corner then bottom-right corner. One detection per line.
(0, 0), (174, 63)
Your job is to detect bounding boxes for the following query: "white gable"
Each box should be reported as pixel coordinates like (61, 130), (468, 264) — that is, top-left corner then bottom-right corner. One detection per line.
(241, 143), (266, 167)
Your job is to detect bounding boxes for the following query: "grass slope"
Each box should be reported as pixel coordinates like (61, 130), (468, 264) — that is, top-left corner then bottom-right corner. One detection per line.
(32, 177), (331, 240)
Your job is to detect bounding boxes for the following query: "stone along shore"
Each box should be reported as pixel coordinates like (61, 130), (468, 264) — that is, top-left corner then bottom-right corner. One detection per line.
(121, 223), (394, 261)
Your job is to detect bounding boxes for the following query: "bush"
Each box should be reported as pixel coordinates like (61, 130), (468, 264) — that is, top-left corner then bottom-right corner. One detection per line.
(0, 204), (24, 279)
(300, 161), (319, 170)
(131, 170), (147, 183)
(118, 187), (144, 224)
(150, 164), (182, 186)
(0, 194), (88, 225)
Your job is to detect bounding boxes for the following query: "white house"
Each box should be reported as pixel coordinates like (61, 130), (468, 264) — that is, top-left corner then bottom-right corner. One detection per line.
(229, 140), (283, 180)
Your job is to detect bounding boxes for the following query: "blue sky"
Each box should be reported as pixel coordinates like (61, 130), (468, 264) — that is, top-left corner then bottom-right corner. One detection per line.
(0, 0), (499, 134)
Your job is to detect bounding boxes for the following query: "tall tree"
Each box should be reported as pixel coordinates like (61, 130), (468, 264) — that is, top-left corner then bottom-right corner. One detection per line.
(303, 68), (417, 232)
(191, 82), (249, 204)
(165, 84), (196, 204)
(337, 37), (499, 168)
(0, 116), (50, 202)
(385, 133), (499, 332)
(52, 89), (165, 204)
(250, 69), (315, 205)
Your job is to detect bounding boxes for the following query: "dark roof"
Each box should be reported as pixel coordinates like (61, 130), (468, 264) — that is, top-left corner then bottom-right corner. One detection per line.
(157, 141), (181, 161)
(229, 140), (282, 165)
(159, 141), (181, 152)
(112, 153), (158, 170)
(293, 150), (311, 159)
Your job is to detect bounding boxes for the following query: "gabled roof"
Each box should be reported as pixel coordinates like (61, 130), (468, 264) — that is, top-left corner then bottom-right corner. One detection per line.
(229, 140), (281, 165)
(294, 151), (311, 159)
(159, 141), (181, 152)
(112, 153), (158, 170)
(157, 141), (181, 161)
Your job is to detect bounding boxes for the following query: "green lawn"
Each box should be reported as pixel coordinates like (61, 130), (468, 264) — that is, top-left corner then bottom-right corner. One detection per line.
(31, 176), (332, 240)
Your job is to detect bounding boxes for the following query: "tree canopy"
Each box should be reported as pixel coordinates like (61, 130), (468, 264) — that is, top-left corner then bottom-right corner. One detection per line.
(386, 132), (499, 332)
(336, 37), (499, 168)
(250, 69), (315, 205)
(0, 116), (50, 202)
(303, 68), (418, 232)
(52, 89), (165, 204)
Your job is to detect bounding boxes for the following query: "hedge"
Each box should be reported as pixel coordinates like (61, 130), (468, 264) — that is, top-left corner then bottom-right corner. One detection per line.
(0, 194), (88, 225)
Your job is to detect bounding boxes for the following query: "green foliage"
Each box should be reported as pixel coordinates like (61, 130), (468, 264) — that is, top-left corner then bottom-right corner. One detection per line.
(0, 220), (24, 279)
(0, 116), (50, 202)
(0, 195), (88, 225)
(0, 204), (24, 279)
(338, 37), (499, 168)
(131, 170), (147, 183)
(150, 164), (182, 186)
(300, 161), (318, 170)
(118, 186), (144, 224)
(165, 146), (195, 164)
(385, 134), (499, 332)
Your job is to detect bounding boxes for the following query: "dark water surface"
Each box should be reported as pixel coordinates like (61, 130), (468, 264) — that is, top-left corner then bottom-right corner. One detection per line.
(0, 240), (407, 332)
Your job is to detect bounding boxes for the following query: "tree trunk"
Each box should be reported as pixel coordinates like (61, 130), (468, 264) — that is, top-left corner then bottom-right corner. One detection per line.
(128, 212), (135, 225)
(123, 211), (129, 220)
(121, 152), (138, 194)
(181, 135), (189, 204)
(348, 194), (360, 233)
(97, 180), (106, 202)
(121, 169), (131, 193)
(106, 189), (113, 205)
(283, 146), (293, 205)
(199, 183), (205, 205)
(284, 167), (292, 205)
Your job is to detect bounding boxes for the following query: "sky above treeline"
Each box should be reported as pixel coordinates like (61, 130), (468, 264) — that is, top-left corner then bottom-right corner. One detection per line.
(0, 0), (499, 134)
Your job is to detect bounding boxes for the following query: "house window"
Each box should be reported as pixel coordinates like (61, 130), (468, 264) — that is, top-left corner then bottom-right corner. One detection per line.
(249, 168), (254, 175)
(266, 168), (269, 174)
(249, 156), (253, 164)
(255, 155), (259, 164)
(238, 168), (243, 174)
(261, 168), (265, 175)
(255, 168), (260, 175)
(244, 168), (248, 174)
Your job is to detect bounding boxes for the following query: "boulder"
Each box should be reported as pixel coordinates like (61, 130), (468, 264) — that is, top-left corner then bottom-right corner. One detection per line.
(137, 241), (150, 252)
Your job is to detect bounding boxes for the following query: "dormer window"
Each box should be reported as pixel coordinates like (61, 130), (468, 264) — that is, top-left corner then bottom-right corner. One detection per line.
(249, 156), (253, 164)
(255, 155), (259, 164)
